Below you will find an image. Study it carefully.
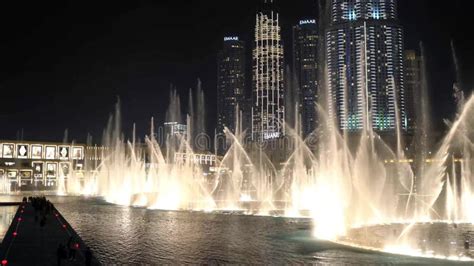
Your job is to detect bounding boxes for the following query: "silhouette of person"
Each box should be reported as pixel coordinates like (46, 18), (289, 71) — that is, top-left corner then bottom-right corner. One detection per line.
(84, 246), (92, 266)
(57, 244), (67, 266)
(67, 237), (78, 260)
(40, 216), (46, 228)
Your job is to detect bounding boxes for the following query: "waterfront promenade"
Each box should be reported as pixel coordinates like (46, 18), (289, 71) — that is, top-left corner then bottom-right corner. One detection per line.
(0, 198), (100, 265)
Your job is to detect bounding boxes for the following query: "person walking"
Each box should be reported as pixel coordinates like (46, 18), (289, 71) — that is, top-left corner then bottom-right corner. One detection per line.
(67, 236), (77, 260)
(56, 244), (62, 266)
(56, 244), (67, 266)
(84, 246), (92, 266)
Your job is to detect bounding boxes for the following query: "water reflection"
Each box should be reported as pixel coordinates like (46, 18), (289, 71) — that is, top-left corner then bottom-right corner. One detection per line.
(0, 195), (467, 264)
(38, 196), (453, 264)
(0, 206), (18, 242)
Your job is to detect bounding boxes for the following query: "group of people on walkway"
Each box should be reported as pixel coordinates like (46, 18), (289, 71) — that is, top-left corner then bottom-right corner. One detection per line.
(27, 196), (55, 227)
(24, 196), (94, 265)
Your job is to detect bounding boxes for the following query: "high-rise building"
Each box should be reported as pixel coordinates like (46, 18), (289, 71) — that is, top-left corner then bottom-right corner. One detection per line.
(252, 0), (285, 141)
(326, 0), (406, 132)
(164, 122), (187, 139)
(293, 19), (319, 137)
(217, 36), (246, 135)
(404, 50), (422, 132)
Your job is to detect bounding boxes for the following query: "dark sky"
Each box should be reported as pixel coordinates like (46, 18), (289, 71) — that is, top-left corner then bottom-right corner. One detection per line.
(0, 0), (472, 143)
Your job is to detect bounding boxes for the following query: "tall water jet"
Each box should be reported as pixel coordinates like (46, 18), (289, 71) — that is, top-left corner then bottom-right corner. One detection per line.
(311, 105), (352, 239)
(166, 88), (182, 124)
(416, 96), (474, 220)
(284, 64), (299, 130)
(64, 43), (474, 262)
(165, 88), (182, 162)
(451, 40), (463, 92)
(408, 43), (433, 219)
(281, 110), (319, 216)
(76, 89), (220, 210)
(316, 0), (330, 114)
(451, 41), (466, 114)
(189, 79), (207, 152)
(216, 112), (253, 209)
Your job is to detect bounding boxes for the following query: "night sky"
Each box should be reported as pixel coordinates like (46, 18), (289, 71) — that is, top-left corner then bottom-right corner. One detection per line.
(0, 0), (472, 143)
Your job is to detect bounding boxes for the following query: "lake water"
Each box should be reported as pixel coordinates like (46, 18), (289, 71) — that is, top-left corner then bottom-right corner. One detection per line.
(0, 195), (468, 264)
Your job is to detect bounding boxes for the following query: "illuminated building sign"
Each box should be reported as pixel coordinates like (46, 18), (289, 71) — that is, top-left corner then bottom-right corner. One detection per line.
(7, 170), (17, 179)
(20, 170), (32, 180)
(59, 146), (69, 160)
(17, 144), (28, 159)
(60, 163), (70, 177)
(31, 145), (43, 159)
(33, 162), (43, 179)
(263, 132), (281, 140)
(224, 36), (239, 41)
(46, 163), (57, 178)
(299, 19), (316, 25)
(72, 147), (83, 160)
(0, 141), (87, 188)
(45, 146), (56, 160)
(2, 144), (14, 158)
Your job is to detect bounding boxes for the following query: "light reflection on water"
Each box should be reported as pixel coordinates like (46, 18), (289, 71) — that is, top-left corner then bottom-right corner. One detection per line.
(0, 195), (463, 264)
(0, 206), (17, 242)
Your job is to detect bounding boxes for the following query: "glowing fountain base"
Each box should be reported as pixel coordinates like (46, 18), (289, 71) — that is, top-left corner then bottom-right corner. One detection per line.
(338, 222), (474, 262)
(110, 191), (313, 216)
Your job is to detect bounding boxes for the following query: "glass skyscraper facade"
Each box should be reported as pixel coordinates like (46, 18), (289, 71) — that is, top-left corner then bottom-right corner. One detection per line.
(293, 19), (318, 138)
(217, 37), (246, 136)
(252, 0), (285, 141)
(326, 0), (406, 132)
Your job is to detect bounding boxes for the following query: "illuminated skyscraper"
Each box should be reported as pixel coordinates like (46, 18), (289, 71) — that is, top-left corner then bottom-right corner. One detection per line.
(293, 19), (318, 137)
(252, 0), (285, 141)
(217, 36), (246, 135)
(326, 0), (406, 132)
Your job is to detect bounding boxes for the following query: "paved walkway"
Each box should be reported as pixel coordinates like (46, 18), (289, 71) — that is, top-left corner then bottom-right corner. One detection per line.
(0, 201), (100, 265)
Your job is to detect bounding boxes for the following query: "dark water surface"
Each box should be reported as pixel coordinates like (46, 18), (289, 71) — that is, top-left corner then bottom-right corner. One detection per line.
(0, 195), (468, 264)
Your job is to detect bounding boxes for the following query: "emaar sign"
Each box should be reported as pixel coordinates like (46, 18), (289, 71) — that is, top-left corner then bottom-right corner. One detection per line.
(224, 36), (239, 41)
(263, 132), (280, 140)
(299, 19), (316, 25)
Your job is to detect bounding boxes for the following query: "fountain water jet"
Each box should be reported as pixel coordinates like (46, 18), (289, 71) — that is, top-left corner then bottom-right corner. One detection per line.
(60, 82), (474, 260)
